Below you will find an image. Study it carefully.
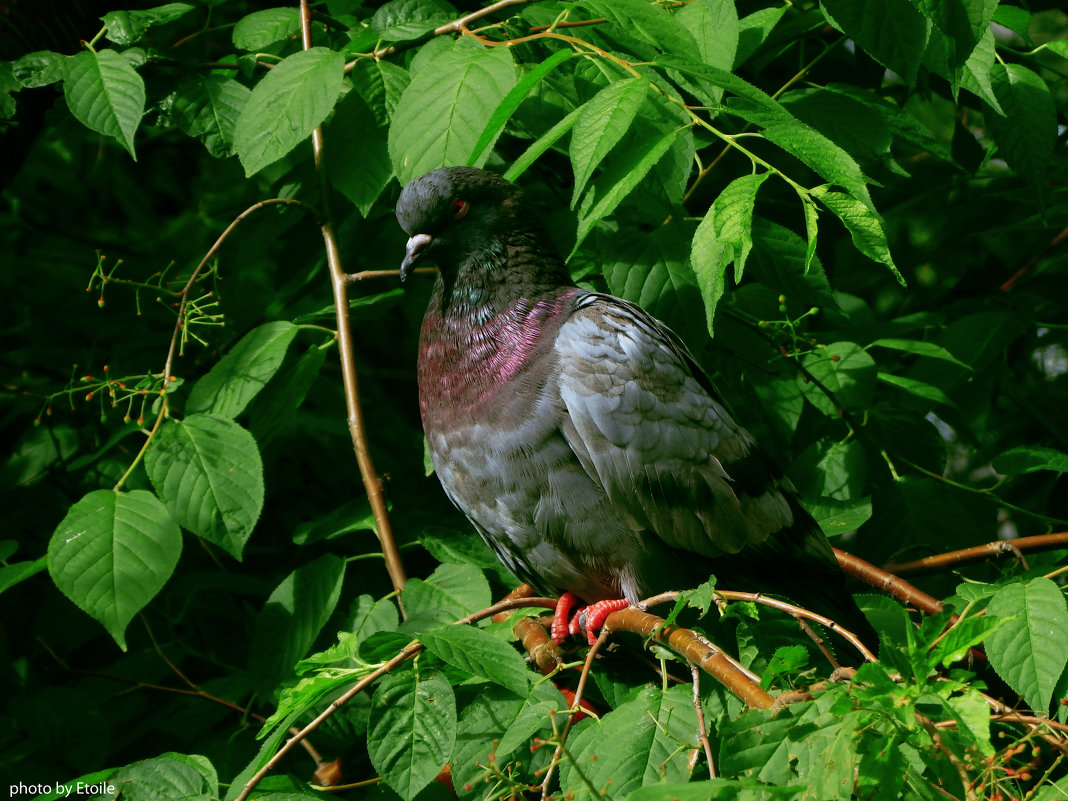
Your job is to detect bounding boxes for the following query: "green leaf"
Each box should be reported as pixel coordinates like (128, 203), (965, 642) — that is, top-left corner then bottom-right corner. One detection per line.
(876, 372), (954, 406)
(993, 446), (1068, 476)
(986, 578), (1068, 714)
(63, 49), (145, 158)
(402, 563), (491, 629)
(660, 59), (873, 208)
(102, 3), (197, 46)
(325, 87), (393, 216)
(467, 49), (573, 167)
(810, 185), (902, 283)
(736, 7), (787, 67)
(249, 554), (346, 688)
(187, 321), (299, 419)
(503, 102), (584, 182)
(144, 415), (264, 559)
(234, 48), (346, 176)
(677, 0), (739, 71)
(907, 0), (996, 70)
(602, 225), (700, 340)
(372, 0), (456, 42)
(806, 496), (873, 537)
(418, 625), (532, 696)
(934, 615), (1007, 668)
(761, 644), (809, 689)
(821, 0), (930, 85)
(799, 342), (877, 415)
(559, 685), (697, 797)
(389, 40), (516, 184)
(248, 344), (327, 445)
(691, 172), (770, 335)
(12, 50), (66, 89)
(0, 559), (48, 596)
(569, 78), (648, 207)
(368, 670), (456, 801)
(869, 338), (972, 368)
(585, 0), (702, 61)
(986, 64), (1057, 188)
(47, 489), (181, 649)
(571, 126), (678, 256)
(232, 8), (301, 50)
(107, 753), (217, 800)
(172, 73), (250, 158)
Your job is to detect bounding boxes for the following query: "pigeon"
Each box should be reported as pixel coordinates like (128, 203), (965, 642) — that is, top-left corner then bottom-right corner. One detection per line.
(397, 166), (875, 651)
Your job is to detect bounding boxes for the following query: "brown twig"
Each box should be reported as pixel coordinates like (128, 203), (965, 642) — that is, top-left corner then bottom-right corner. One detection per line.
(834, 548), (947, 617)
(1000, 223), (1068, 291)
(112, 197), (314, 492)
(916, 711), (977, 801)
(345, 267), (436, 283)
(884, 533), (1068, 577)
(690, 663), (716, 777)
(540, 628), (608, 801)
(301, 0), (407, 602)
(233, 594), (557, 801)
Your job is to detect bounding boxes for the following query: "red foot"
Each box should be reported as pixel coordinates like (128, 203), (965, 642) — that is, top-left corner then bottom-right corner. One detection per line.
(576, 599), (629, 645)
(551, 592), (580, 645)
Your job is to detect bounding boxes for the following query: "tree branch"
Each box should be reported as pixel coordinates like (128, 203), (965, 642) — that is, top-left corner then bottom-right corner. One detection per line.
(301, 0), (407, 601)
(884, 533), (1068, 577)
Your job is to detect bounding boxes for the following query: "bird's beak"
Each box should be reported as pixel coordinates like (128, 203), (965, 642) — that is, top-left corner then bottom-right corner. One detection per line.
(399, 233), (433, 283)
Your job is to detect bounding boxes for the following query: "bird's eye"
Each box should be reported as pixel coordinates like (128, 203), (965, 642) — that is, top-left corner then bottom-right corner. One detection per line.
(451, 200), (469, 220)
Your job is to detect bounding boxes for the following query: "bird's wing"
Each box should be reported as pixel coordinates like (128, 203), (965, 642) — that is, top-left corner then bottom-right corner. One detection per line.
(553, 293), (797, 557)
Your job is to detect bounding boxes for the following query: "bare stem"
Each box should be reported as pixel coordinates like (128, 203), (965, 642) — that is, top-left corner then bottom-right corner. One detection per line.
(301, 0), (407, 601)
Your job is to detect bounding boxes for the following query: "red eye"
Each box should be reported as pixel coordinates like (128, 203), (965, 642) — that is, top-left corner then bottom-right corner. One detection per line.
(451, 200), (469, 220)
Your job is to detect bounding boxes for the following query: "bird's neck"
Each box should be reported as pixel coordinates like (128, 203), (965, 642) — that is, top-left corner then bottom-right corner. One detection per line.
(418, 237), (577, 418)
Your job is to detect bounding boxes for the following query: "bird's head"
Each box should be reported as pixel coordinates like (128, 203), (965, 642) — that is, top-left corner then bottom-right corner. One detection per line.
(396, 167), (527, 282)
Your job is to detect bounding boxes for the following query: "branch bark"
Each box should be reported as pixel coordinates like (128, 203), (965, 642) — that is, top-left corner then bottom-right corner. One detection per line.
(301, 0), (407, 601)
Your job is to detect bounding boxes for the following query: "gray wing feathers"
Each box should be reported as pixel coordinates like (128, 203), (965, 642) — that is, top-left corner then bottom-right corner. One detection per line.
(554, 295), (794, 556)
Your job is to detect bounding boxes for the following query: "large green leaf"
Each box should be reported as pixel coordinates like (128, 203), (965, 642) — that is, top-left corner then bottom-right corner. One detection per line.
(102, 3), (196, 46)
(993, 446), (1068, 476)
(569, 77), (648, 207)
(986, 579), (1068, 714)
(368, 670), (456, 801)
(388, 40), (516, 183)
(172, 73), (250, 158)
(232, 8), (300, 50)
(325, 87), (393, 216)
(186, 321), (299, 419)
(107, 752), (217, 800)
(986, 64), (1057, 188)
(48, 489), (181, 649)
(799, 342), (877, 415)
(559, 685), (698, 797)
(821, 0), (930, 85)
(234, 48), (346, 176)
(466, 48), (573, 167)
(372, 0), (456, 42)
(418, 625), (533, 696)
(401, 563), (492, 630)
(585, 0), (702, 62)
(248, 554), (346, 689)
(63, 49), (145, 158)
(691, 171), (770, 334)
(811, 185), (902, 283)
(144, 415), (264, 559)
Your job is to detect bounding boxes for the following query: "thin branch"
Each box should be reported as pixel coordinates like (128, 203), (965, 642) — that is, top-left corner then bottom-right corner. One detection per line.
(113, 197), (313, 492)
(834, 548), (947, 617)
(232, 596), (557, 801)
(916, 711), (976, 801)
(301, 0), (407, 602)
(885, 533), (1068, 576)
(540, 628), (608, 801)
(690, 664), (716, 777)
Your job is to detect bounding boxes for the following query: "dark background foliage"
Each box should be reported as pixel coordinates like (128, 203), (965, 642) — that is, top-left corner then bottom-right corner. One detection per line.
(2, 0), (1068, 799)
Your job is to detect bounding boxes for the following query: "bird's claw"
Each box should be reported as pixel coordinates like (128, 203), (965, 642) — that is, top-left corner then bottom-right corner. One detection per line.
(551, 594), (629, 646)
